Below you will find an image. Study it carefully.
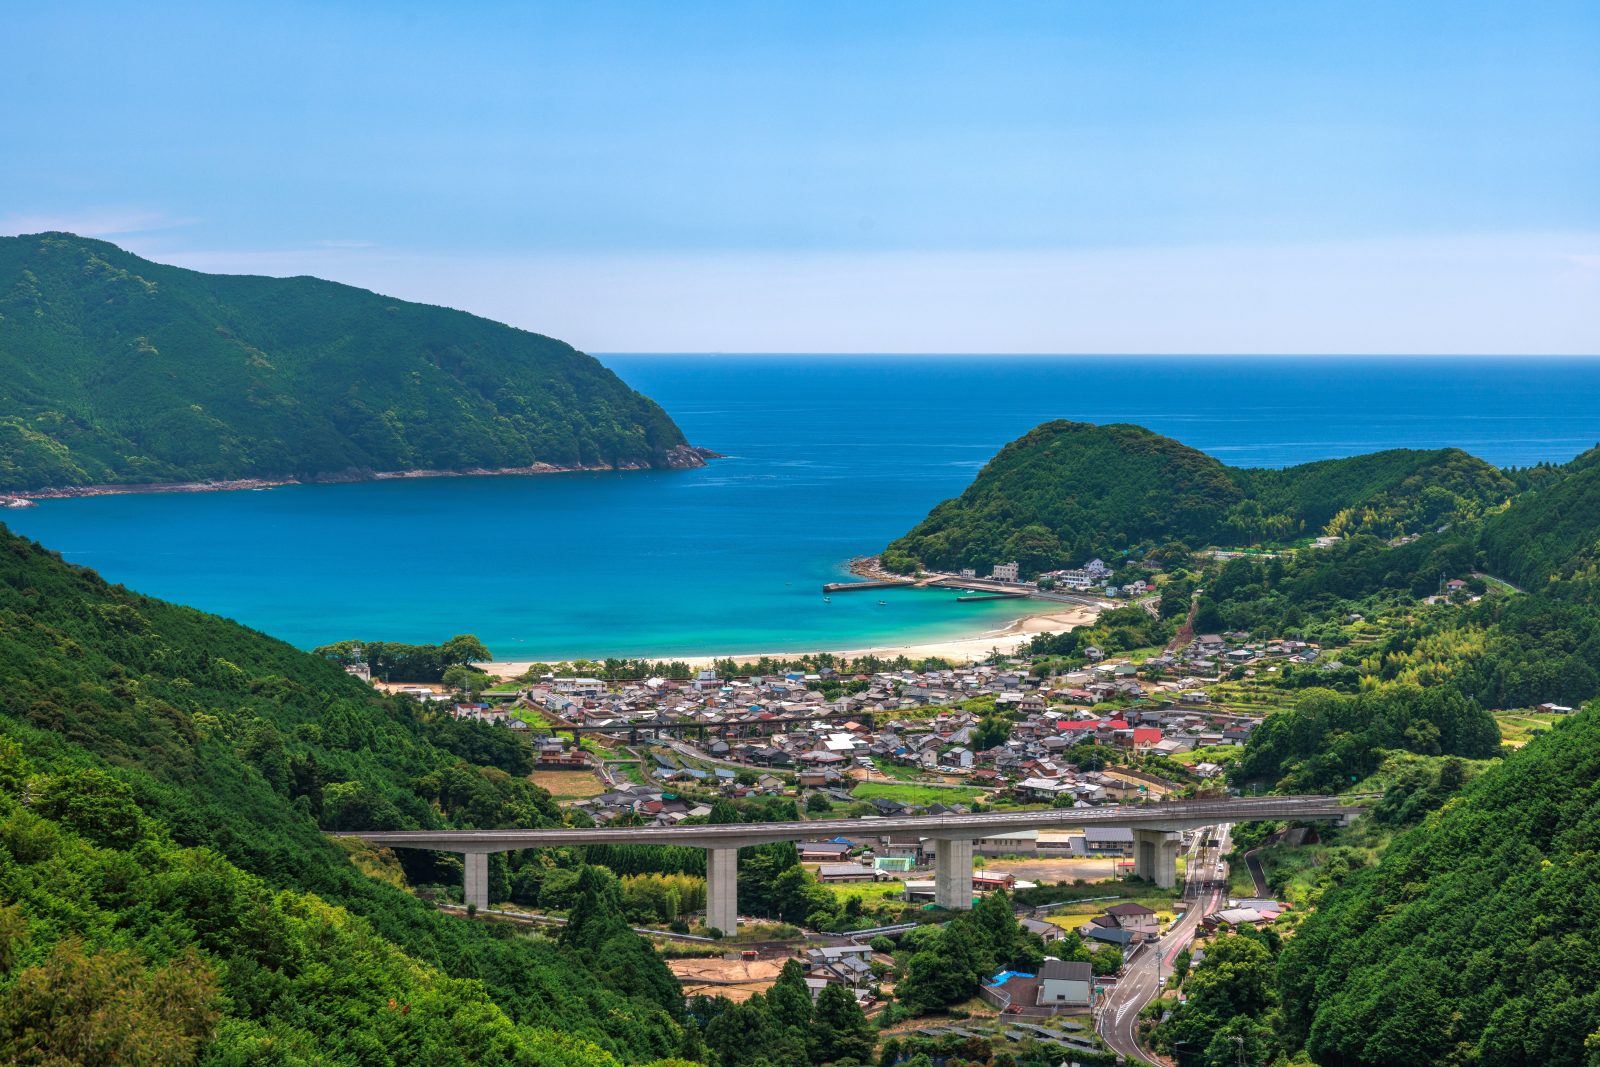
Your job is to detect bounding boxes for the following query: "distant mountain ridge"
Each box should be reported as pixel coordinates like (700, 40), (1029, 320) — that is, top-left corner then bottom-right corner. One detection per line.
(884, 420), (1518, 575)
(0, 232), (711, 494)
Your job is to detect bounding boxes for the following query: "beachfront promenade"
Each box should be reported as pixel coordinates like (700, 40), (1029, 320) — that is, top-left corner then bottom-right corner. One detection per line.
(337, 795), (1361, 935)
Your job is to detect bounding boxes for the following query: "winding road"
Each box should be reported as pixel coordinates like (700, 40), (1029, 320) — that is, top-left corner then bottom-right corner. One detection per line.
(1096, 823), (1233, 1065)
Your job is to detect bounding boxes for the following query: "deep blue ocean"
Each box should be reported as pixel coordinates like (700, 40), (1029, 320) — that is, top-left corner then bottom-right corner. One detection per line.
(6, 356), (1598, 660)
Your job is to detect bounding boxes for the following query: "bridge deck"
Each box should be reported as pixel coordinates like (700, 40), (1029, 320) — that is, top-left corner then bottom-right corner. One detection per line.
(337, 795), (1364, 853)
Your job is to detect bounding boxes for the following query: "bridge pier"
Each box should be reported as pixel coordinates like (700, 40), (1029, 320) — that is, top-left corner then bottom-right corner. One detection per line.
(463, 851), (489, 910)
(705, 846), (738, 935)
(933, 837), (974, 910)
(1133, 829), (1179, 889)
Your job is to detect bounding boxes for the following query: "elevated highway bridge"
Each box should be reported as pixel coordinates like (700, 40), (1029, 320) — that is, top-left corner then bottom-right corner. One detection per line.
(338, 795), (1364, 936)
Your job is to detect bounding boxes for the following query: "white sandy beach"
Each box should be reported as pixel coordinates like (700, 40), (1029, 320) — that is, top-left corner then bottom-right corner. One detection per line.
(486, 603), (1100, 678)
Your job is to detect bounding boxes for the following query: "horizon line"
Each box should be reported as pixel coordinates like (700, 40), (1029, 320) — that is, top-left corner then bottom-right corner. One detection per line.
(596, 351), (1600, 359)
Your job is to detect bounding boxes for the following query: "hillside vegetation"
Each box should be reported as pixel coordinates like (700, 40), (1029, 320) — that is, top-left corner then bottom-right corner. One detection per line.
(883, 420), (1514, 575)
(1277, 704), (1600, 1066)
(0, 233), (703, 493)
(0, 522), (686, 1064)
(1479, 446), (1600, 596)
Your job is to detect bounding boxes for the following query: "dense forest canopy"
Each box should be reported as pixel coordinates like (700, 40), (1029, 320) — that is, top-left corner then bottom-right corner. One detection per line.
(0, 522), (687, 1064)
(0, 233), (703, 492)
(1277, 705), (1600, 1066)
(1479, 447), (1600, 597)
(883, 420), (1516, 575)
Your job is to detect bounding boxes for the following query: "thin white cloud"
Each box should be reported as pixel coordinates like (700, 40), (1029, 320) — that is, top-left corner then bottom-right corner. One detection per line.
(115, 232), (1600, 355)
(0, 208), (197, 239)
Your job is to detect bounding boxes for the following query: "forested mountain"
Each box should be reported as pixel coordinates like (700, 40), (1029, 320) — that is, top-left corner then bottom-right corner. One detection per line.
(0, 523), (687, 1064)
(1479, 446), (1600, 596)
(0, 233), (706, 493)
(883, 422), (1244, 574)
(1246, 446), (1515, 543)
(882, 420), (1512, 575)
(1276, 705), (1600, 1065)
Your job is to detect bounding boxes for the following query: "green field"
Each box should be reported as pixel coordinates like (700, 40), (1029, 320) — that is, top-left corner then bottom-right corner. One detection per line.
(851, 781), (985, 806)
(865, 761), (934, 783)
(1171, 744), (1243, 767)
(1493, 709), (1565, 747)
(513, 707), (551, 728)
(1038, 885), (1182, 927)
(610, 761), (647, 785)
(814, 878), (909, 904)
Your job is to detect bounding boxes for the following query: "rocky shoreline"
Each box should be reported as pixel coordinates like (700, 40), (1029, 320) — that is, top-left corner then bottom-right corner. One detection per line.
(847, 554), (910, 581)
(5, 445), (722, 504)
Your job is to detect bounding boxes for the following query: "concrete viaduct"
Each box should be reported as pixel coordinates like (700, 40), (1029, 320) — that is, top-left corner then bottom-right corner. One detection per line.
(338, 795), (1361, 936)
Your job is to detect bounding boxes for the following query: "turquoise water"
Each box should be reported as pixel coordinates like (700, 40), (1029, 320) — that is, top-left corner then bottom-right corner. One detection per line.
(6, 356), (1599, 659)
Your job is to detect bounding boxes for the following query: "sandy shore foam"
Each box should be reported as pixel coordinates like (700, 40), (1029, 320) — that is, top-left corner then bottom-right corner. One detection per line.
(487, 603), (1099, 677)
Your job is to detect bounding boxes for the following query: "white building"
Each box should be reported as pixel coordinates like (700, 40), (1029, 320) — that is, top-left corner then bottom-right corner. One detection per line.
(991, 561), (1020, 582)
(1052, 569), (1096, 589)
(1036, 959), (1093, 1007)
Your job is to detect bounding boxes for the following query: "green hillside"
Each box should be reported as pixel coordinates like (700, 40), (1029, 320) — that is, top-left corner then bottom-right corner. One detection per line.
(0, 233), (706, 493)
(1276, 704), (1600, 1065)
(1479, 445), (1600, 595)
(0, 523), (685, 1064)
(1245, 445), (1514, 543)
(883, 422), (1245, 575)
(883, 420), (1514, 575)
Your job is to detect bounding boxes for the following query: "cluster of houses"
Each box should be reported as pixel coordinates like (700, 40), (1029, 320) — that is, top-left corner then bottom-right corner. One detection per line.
(1035, 557), (1115, 592)
(388, 630), (1359, 840)
(958, 556), (1135, 597)
(538, 696), (1260, 823)
(423, 622), (1322, 756)
(1073, 901), (1158, 949)
(1174, 632), (1326, 681)
(430, 651), (1291, 821)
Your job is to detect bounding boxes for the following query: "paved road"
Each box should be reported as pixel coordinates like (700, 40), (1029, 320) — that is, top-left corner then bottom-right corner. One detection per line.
(1096, 823), (1233, 1065)
(1243, 846), (1270, 897)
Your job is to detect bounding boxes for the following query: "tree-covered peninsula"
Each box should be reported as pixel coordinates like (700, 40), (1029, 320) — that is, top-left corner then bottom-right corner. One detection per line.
(0, 233), (710, 494)
(883, 420), (1516, 575)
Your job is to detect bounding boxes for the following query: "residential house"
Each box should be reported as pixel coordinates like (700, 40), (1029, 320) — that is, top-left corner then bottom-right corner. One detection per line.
(1083, 827), (1135, 857)
(1036, 959), (1093, 1008)
(1103, 902), (1159, 941)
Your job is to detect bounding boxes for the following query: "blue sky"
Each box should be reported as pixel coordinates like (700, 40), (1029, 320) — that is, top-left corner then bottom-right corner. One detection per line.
(3, 1), (1597, 352)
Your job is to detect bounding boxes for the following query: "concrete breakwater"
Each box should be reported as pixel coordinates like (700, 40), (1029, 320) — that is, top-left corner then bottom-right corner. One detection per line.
(821, 578), (916, 593)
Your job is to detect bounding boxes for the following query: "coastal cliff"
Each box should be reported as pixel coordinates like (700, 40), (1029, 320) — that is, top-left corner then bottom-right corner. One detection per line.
(0, 232), (710, 494)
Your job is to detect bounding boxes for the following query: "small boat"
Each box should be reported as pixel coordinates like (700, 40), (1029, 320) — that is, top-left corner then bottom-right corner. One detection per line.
(878, 599), (887, 605)
(823, 596), (831, 603)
